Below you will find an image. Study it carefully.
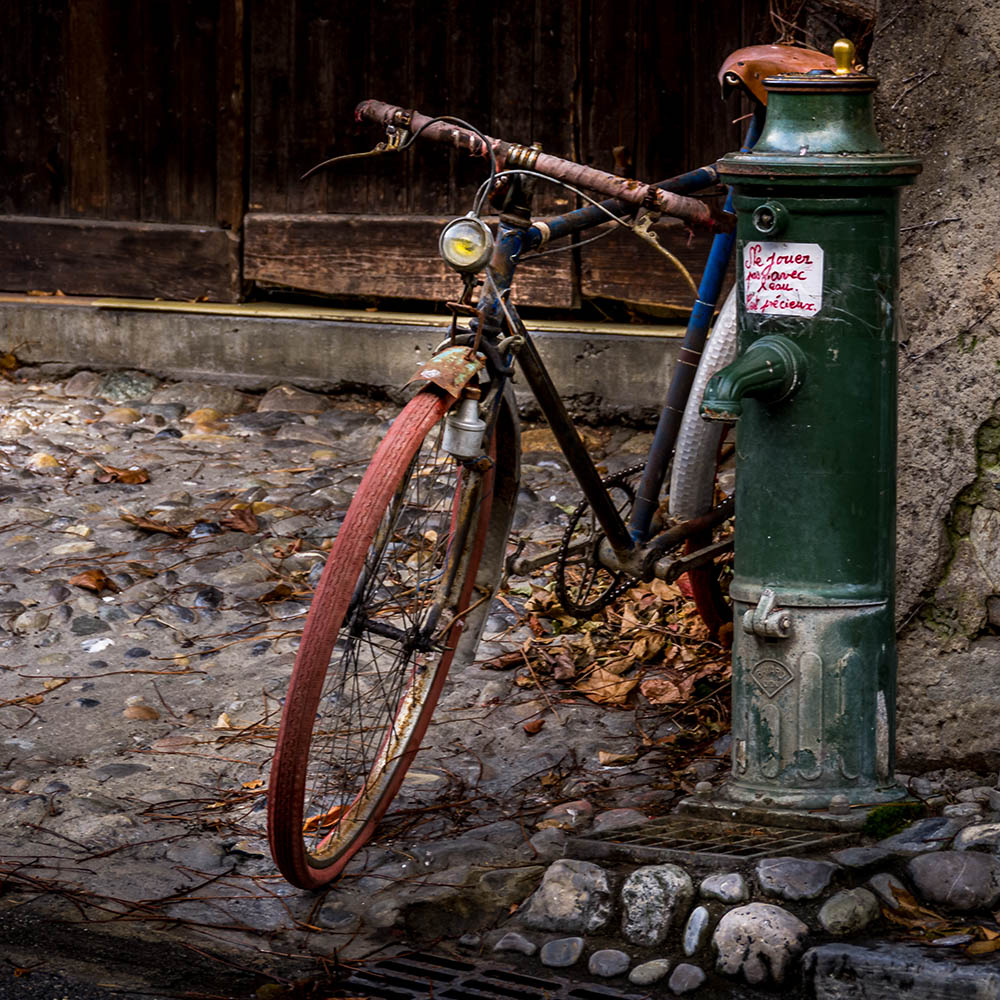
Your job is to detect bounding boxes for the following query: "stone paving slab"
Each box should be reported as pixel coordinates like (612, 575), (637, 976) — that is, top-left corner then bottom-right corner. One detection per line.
(804, 943), (1000, 999)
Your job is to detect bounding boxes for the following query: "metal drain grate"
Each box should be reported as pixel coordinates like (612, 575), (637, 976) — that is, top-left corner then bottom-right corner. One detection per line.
(568, 815), (855, 866)
(327, 951), (647, 1000)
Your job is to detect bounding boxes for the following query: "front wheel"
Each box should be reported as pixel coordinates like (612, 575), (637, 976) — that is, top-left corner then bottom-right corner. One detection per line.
(267, 390), (494, 889)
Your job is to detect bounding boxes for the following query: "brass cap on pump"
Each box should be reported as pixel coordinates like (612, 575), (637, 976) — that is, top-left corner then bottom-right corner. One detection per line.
(716, 37), (922, 179)
(833, 37), (856, 75)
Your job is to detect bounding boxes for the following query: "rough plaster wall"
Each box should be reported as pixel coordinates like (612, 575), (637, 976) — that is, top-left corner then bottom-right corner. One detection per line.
(870, 1), (1000, 767)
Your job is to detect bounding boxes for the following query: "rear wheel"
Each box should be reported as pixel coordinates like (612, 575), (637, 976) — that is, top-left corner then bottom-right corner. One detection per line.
(670, 286), (739, 637)
(267, 391), (494, 889)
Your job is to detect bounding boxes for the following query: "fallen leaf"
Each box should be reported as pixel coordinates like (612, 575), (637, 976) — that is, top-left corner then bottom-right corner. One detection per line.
(640, 675), (686, 705)
(68, 568), (121, 594)
(598, 749), (639, 766)
(481, 651), (523, 671)
(151, 733), (201, 751)
(628, 633), (667, 662)
(214, 712), (233, 729)
(42, 678), (68, 691)
(575, 667), (640, 706)
(221, 507), (259, 534)
(23, 694), (44, 706)
(882, 884), (953, 936)
(257, 583), (296, 604)
(302, 804), (346, 833)
(552, 653), (576, 680)
(649, 578), (683, 601)
(120, 512), (191, 536)
(968, 938), (1000, 955)
(122, 704), (160, 721)
(94, 463), (150, 485)
(523, 719), (545, 735)
(242, 779), (264, 790)
(600, 654), (637, 677)
(272, 538), (302, 559)
(527, 614), (546, 638)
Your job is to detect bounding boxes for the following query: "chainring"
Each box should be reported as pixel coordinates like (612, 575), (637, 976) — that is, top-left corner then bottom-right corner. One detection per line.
(554, 463), (646, 618)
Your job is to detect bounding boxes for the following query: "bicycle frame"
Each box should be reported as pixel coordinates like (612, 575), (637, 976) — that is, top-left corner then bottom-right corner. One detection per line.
(461, 112), (762, 580)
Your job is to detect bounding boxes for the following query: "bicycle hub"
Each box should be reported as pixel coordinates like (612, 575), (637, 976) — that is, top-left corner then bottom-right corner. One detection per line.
(699, 41), (921, 814)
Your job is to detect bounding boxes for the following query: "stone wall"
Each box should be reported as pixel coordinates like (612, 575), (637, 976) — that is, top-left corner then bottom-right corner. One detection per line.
(870, 1), (1000, 767)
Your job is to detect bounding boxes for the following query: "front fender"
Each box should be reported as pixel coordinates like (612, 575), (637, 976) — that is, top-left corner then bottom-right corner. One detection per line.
(405, 345), (486, 397)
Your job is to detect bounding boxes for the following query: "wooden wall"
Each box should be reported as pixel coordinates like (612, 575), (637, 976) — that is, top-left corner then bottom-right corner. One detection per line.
(0, 0), (244, 300)
(1, 0), (770, 309)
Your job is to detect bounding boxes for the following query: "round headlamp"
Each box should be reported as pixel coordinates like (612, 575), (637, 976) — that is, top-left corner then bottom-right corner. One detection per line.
(439, 213), (494, 273)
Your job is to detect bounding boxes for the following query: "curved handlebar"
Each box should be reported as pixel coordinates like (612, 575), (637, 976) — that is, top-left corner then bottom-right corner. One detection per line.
(355, 100), (731, 232)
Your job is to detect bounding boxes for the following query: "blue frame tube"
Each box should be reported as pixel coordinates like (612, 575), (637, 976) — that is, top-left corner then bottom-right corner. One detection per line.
(628, 112), (764, 541)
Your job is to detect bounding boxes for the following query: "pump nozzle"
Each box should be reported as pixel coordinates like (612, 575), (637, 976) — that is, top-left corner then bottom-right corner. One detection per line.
(700, 335), (807, 421)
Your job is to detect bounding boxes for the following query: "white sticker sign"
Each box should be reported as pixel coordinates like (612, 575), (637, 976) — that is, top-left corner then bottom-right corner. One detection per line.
(743, 241), (824, 317)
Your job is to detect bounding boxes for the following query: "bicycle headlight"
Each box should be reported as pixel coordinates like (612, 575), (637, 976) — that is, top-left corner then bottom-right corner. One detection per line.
(439, 214), (494, 273)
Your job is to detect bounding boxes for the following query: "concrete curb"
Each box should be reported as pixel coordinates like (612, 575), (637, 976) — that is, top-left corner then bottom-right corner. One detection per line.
(0, 298), (684, 422)
(804, 942), (1000, 998)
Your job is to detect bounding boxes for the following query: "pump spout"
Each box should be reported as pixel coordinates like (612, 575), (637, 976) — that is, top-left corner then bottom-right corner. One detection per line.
(700, 334), (807, 421)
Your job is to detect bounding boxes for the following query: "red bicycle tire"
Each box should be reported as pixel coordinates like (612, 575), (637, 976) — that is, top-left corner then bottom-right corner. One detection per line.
(267, 390), (493, 889)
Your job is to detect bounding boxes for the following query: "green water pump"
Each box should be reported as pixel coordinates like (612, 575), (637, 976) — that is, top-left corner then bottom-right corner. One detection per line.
(701, 41), (922, 811)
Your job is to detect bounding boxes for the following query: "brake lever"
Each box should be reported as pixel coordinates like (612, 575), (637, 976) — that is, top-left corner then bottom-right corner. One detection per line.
(300, 123), (412, 180)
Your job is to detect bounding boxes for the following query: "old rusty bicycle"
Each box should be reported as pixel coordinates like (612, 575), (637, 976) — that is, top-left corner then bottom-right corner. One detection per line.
(267, 44), (836, 889)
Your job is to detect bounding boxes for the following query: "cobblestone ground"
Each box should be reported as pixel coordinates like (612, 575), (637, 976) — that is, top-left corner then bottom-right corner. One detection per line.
(0, 368), (686, 994)
(4, 369), (999, 1000)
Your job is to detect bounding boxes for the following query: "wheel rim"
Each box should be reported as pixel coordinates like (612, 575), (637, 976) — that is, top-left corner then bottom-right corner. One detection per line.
(299, 430), (466, 868)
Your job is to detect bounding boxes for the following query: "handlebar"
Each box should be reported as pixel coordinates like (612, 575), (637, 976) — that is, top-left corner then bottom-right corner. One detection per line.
(355, 100), (732, 232)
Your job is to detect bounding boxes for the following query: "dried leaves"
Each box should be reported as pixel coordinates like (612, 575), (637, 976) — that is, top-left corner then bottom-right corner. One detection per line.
(221, 507), (259, 534)
(302, 804), (346, 833)
(575, 667), (640, 706)
(68, 568), (121, 593)
(93, 461), (150, 485)
(514, 578), (730, 714)
(119, 512), (191, 536)
(882, 883), (1000, 955)
(120, 502), (260, 538)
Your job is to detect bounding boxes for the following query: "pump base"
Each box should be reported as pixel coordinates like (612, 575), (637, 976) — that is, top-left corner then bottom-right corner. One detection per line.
(678, 783), (913, 833)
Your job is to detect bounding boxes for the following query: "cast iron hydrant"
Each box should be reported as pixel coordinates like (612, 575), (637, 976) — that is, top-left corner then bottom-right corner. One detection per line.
(701, 41), (921, 811)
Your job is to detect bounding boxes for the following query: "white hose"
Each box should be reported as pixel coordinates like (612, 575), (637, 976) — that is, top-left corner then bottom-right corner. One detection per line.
(668, 285), (739, 521)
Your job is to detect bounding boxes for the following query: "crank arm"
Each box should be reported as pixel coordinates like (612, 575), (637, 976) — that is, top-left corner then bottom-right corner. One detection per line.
(507, 537), (589, 577)
(652, 535), (733, 583)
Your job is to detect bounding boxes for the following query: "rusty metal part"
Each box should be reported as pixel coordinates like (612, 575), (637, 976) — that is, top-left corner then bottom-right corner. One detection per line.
(595, 495), (735, 580)
(355, 100), (727, 231)
(445, 301), (480, 317)
(718, 44), (837, 104)
(506, 143), (541, 170)
(405, 345), (485, 397)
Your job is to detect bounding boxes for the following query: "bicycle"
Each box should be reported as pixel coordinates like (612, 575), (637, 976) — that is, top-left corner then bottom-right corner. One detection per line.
(267, 43), (835, 889)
